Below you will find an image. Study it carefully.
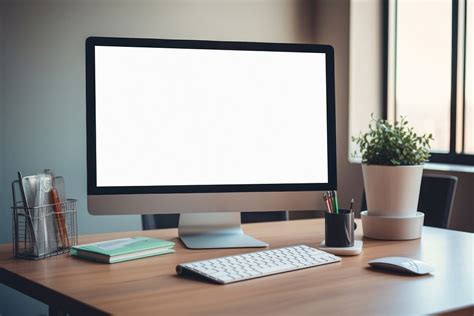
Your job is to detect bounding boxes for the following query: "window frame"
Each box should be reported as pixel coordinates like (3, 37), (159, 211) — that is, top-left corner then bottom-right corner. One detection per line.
(383, 0), (474, 166)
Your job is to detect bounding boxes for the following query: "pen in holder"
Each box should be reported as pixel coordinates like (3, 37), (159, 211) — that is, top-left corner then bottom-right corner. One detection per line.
(325, 209), (357, 247)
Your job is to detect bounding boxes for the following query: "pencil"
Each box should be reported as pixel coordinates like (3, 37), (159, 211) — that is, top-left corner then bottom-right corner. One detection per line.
(17, 171), (37, 247)
(350, 198), (354, 213)
(332, 191), (339, 214)
(327, 191), (334, 213)
(323, 193), (331, 213)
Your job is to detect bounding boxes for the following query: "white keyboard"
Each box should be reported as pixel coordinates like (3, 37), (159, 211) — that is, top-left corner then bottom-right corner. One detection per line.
(176, 245), (341, 284)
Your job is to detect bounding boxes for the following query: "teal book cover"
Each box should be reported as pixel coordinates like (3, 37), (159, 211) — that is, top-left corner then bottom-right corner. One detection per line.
(71, 237), (175, 256)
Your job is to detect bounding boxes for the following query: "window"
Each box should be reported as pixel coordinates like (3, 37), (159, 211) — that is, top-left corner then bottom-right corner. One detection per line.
(465, 0), (474, 154)
(386, 0), (473, 165)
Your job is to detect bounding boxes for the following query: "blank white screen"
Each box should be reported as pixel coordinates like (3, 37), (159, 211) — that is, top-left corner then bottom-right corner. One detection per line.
(95, 46), (328, 187)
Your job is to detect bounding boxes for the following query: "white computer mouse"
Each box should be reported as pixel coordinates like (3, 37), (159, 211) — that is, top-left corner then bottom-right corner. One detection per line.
(368, 257), (434, 275)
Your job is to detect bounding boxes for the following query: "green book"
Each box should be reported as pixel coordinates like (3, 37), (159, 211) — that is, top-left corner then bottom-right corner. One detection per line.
(70, 237), (175, 264)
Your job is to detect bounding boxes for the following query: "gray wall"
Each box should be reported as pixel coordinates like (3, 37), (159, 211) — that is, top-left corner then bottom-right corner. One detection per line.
(0, 0), (315, 244)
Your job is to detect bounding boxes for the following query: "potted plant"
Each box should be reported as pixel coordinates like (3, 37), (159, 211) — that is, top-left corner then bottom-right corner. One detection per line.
(352, 116), (433, 217)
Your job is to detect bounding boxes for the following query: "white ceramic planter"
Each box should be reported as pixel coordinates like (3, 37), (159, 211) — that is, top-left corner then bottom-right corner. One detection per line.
(362, 164), (423, 217)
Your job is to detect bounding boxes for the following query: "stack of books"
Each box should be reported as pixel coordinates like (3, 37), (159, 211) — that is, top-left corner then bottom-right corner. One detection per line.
(70, 236), (175, 263)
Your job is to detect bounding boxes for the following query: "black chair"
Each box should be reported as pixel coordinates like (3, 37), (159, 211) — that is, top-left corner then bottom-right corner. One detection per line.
(361, 174), (458, 229)
(142, 211), (288, 230)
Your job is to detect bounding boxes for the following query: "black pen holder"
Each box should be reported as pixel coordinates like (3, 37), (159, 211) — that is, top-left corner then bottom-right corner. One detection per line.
(325, 209), (356, 247)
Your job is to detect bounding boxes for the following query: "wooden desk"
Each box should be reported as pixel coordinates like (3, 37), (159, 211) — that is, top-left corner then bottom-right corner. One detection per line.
(0, 219), (472, 315)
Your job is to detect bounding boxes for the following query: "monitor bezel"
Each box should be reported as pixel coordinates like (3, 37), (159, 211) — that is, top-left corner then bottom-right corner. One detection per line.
(86, 37), (337, 195)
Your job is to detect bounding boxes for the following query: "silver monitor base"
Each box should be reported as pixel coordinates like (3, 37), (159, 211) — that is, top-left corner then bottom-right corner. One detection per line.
(178, 212), (268, 249)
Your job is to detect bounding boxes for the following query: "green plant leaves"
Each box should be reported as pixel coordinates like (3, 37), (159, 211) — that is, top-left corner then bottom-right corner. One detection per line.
(351, 115), (434, 165)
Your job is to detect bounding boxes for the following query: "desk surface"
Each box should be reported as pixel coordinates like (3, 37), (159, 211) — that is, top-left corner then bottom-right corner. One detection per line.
(0, 219), (472, 315)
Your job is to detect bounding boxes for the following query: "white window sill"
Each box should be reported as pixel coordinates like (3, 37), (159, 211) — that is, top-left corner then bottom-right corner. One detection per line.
(423, 163), (474, 173)
(349, 158), (474, 173)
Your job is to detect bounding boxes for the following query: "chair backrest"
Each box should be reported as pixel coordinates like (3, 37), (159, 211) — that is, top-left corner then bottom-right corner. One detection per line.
(361, 174), (458, 229)
(418, 174), (457, 228)
(142, 211), (288, 230)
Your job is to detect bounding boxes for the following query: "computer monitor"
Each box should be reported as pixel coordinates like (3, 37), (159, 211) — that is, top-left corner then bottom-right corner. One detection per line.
(86, 37), (336, 249)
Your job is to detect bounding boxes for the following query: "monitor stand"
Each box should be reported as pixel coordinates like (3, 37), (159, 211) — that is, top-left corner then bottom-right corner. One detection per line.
(178, 212), (269, 249)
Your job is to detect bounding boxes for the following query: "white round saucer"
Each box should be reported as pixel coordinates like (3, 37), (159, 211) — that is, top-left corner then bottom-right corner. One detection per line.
(361, 210), (424, 240)
(318, 240), (363, 256)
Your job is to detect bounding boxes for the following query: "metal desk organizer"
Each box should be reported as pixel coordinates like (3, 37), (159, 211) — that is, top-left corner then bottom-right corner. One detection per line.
(11, 180), (77, 259)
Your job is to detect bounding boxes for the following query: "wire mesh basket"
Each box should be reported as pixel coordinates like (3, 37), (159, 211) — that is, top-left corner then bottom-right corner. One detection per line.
(12, 181), (77, 260)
